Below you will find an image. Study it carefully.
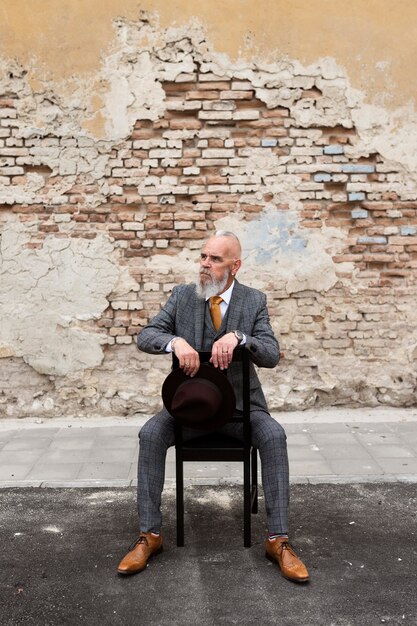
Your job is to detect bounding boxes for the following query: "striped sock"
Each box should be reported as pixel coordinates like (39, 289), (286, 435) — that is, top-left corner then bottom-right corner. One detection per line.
(268, 533), (288, 541)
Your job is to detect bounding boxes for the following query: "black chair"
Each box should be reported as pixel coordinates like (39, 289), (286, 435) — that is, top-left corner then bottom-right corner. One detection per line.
(173, 349), (258, 548)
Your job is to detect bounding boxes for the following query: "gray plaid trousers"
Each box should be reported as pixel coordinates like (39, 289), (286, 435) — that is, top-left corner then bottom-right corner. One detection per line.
(137, 408), (289, 534)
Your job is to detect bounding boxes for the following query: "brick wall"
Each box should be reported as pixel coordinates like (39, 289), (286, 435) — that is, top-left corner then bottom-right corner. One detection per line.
(1, 67), (416, 416)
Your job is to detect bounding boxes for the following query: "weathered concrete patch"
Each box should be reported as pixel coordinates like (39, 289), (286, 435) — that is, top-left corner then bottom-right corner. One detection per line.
(0, 219), (119, 376)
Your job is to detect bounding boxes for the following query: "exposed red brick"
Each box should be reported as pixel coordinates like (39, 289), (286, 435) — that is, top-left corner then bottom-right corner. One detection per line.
(70, 232), (97, 239)
(163, 82), (197, 93)
(131, 129), (157, 139)
(181, 176), (206, 185)
(197, 82), (230, 90)
(153, 120), (170, 129)
(185, 91), (219, 100)
(169, 119), (202, 130)
(109, 231), (136, 240)
(38, 224), (59, 233)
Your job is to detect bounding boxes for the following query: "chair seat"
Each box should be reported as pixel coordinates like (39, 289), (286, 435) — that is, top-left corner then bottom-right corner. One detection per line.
(180, 433), (248, 461)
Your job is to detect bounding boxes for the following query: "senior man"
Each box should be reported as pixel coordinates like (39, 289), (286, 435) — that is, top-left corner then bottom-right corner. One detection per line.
(117, 230), (309, 583)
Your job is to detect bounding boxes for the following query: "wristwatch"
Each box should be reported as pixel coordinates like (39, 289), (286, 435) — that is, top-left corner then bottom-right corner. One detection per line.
(233, 330), (244, 345)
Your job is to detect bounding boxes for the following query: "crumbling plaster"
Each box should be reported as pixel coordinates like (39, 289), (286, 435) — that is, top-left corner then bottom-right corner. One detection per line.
(1, 13), (415, 247)
(1, 10), (417, 176)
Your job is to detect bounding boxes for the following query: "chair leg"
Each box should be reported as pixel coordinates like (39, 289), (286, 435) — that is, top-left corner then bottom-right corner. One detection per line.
(251, 447), (258, 514)
(176, 450), (185, 547)
(243, 451), (251, 548)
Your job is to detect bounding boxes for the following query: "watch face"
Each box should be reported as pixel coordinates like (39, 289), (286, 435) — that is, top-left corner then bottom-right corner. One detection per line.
(235, 330), (243, 343)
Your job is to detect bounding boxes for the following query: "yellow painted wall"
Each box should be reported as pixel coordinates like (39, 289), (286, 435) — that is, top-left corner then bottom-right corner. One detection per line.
(0, 0), (416, 108)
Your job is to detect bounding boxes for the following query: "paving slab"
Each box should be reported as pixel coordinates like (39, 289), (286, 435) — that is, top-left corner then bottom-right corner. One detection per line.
(77, 462), (133, 480)
(26, 463), (81, 481)
(0, 409), (417, 488)
(326, 459), (384, 475)
(374, 458), (417, 474)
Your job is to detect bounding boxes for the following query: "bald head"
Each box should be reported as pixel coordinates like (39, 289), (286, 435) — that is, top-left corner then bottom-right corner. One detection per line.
(209, 231), (242, 259)
(196, 231), (242, 299)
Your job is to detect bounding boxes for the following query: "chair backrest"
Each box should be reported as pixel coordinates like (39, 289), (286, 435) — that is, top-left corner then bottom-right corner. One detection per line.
(172, 349), (251, 444)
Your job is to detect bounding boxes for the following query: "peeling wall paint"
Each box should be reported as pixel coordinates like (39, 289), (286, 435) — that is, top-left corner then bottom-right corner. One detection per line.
(0, 8), (416, 417)
(211, 208), (345, 294)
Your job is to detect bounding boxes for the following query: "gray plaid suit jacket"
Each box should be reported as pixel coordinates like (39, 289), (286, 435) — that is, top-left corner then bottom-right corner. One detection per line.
(137, 280), (280, 412)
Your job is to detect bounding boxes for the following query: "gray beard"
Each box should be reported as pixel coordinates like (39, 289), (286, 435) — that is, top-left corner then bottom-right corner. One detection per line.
(195, 271), (229, 300)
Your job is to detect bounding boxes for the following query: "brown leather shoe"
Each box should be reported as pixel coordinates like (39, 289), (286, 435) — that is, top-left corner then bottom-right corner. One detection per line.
(265, 537), (309, 583)
(117, 532), (163, 575)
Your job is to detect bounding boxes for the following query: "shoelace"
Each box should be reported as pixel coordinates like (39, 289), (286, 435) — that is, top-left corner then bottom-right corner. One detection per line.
(128, 535), (148, 551)
(278, 541), (296, 556)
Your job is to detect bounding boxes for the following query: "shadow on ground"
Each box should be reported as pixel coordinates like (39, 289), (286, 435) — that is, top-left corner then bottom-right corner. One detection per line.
(1, 484), (416, 625)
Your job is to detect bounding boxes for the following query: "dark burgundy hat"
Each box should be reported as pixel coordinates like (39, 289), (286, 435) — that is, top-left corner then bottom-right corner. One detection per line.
(162, 363), (236, 431)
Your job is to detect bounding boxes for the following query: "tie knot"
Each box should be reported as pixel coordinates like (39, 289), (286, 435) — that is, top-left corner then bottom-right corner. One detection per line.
(210, 296), (223, 305)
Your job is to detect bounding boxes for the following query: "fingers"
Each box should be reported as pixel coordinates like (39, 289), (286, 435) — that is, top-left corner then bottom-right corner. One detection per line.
(173, 335), (238, 375)
(181, 354), (200, 377)
(210, 335), (237, 370)
(173, 339), (200, 377)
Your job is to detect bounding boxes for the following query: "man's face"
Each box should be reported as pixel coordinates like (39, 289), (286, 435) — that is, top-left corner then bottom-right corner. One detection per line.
(197, 236), (241, 298)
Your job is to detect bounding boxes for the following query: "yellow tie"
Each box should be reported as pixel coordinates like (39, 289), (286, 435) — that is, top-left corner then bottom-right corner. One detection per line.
(209, 296), (223, 331)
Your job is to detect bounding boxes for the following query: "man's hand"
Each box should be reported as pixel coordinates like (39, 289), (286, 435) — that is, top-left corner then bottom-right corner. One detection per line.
(210, 333), (239, 370)
(173, 338), (200, 377)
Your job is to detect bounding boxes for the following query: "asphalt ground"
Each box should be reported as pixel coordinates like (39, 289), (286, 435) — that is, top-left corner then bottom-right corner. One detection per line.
(1, 483), (416, 626)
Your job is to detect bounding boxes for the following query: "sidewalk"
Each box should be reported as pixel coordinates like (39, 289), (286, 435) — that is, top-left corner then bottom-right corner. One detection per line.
(1, 407), (417, 488)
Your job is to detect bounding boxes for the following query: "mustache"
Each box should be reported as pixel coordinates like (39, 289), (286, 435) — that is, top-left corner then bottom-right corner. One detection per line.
(199, 269), (213, 277)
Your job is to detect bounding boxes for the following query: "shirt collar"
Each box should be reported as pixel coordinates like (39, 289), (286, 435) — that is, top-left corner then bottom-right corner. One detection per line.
(206, 280), (235, 305)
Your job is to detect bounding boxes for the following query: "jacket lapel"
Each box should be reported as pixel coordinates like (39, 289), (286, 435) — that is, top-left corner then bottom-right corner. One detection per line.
(225, 280), (244, 333)
(194, 291), (206, 350)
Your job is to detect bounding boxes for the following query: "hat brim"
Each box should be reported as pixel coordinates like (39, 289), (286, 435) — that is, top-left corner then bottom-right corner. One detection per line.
(162, 363), (236, 431)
